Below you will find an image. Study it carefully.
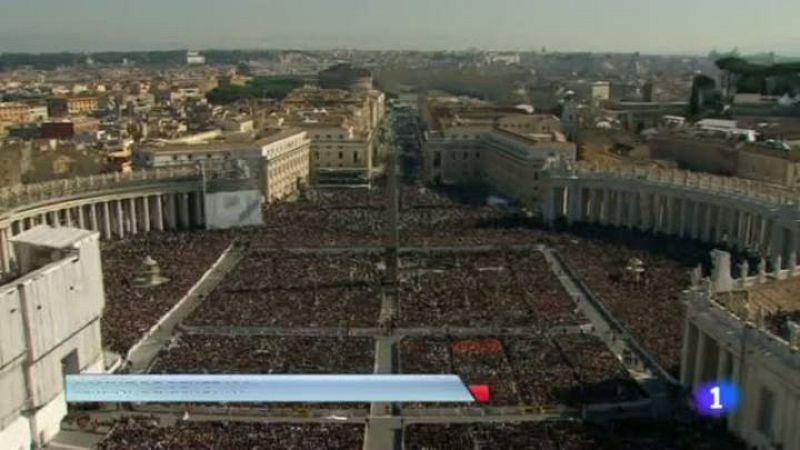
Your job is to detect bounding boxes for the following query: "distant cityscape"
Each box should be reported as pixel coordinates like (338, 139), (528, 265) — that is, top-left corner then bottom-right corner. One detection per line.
(0, 46), (798, 450)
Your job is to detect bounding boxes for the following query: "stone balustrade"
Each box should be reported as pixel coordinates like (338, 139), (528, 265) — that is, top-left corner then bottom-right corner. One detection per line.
(0, 166), (204, 211)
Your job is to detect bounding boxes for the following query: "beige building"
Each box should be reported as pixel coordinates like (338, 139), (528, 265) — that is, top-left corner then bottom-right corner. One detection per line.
(0, 103), (30, 126)
(258, 129), (311, 203)
(0, 144), (23, 188)
(736, 146), (800, 188)
(307, 125), (375, 186)
(422, 98), (575, 207)
(281, 86), (386, 186)
(650, 132), (800, 188)
(135, 128), (311, 203)
(47, 96), (99, 117)
(424, 126), (576, 207)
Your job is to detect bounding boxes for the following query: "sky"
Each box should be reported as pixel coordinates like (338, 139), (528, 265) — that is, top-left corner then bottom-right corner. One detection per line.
(1, 0), (798, 55)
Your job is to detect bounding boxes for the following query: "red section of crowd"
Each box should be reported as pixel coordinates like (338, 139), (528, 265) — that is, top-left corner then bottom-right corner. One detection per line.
(400, 335), (643, 407)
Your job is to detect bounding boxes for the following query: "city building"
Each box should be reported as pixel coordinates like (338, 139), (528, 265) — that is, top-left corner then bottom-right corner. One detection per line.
(0, 103), (31, 126)
(0, 144), (23, 188)
(135, 129), (311, 202)
(27, 104), (49, 122)
(307, 124), (375, 186)
(40, 119), (101, 141)
(47, 96), (99, 117)
(0, 226), (106, 450)
(601, 101), (689, 132)
(281, 86), (386, 185)
(591, 81), (611, 104)
(318, 64), (373, 92)
(682, 251), (800, 450)
(258, 129), (311, 203)
(649, 130), (800, 187)
(422, 99), (576, 207)
(186, 51), (206, 65)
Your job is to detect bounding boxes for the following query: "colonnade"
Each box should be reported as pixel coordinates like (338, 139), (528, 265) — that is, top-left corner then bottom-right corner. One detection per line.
(545, 179), (800, 272)
(0, 190), (205, 273)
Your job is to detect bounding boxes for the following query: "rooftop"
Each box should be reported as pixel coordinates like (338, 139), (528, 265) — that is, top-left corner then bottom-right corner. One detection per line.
(11, 225), (95, 250)
(748, 277), (800, 314)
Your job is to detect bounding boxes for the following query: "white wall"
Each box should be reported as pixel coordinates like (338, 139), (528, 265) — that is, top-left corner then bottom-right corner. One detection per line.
(204, 190), (264, 229)
(0, 415), (31, 450)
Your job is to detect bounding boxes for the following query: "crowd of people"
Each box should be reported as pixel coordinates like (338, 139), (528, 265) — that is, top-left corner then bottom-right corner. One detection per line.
(101, 231), (233, 353)
(399, 334), (641, 408)
(398, 252), (582, 328)
(98, 418), (364, 450)
(556, 235), (692, 376)
(405, 419), (746, 450)
(404, 422), (604, 450)
(185, 252), (384, 328)
(151, 335), (374, 374)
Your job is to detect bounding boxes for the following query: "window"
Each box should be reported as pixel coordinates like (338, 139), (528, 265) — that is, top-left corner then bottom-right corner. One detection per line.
(433, 152), (442, 168)
(353, 151), (360, 163)
(338, 151), (344, 160)
(757, 387), (776, 438)
(61, 350), (80, 384)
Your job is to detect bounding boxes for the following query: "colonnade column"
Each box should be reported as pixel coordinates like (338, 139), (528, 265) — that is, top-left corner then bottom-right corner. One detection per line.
(692, 331), (708, 388)
(129, 197), (138, 235)
(77, 205), (85, 229)
(102, 201), (112, 240)
(734, 210), (745, 249)
(116, 200), (125, 238)
(154, 195), (165, 232)
(702, 204), (713, 242)
(586, 189), (597, 223)
(678, 198), (689, 238)
(568, 185), (583, 224)
(0, 228), (11, 273)
(141, 197), (151, 233)
(614, 191), (624, 227)
(627, 192), (637, 228)
(89, 204), (98, 232)
(179, 193), (191, 229)
(165, 194), (178, 230)
(193, 192), (204, 228)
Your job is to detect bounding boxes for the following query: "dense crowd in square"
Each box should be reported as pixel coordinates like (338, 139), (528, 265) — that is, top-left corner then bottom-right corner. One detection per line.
(97, 418), (364, 450)
(100, 231), (233, 353)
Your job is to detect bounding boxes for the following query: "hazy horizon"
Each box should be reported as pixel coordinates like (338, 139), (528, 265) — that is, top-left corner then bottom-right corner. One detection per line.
(2, 0), (798, 56)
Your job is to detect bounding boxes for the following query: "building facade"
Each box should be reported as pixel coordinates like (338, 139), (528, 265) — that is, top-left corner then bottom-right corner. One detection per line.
(135, 129), (311, 203)
(308, 125), (375, 186)
(423, 127), (576, 207)
(258, 129), (311, 203)
(682, 251), (800, 450)
(0, 103), (31, 126)
(0, 226), (106, 450)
